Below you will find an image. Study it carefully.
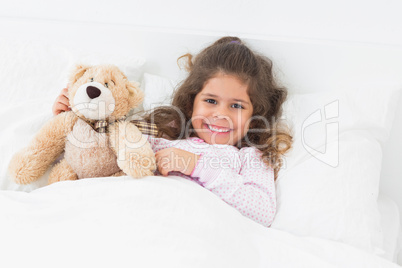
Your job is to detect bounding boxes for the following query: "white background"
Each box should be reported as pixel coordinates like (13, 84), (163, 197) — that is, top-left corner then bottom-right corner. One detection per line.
(1, 0), (402, 46)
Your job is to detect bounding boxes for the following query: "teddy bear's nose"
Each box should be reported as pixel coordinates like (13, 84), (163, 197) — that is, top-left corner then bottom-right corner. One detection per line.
(86, 86), (101, 99)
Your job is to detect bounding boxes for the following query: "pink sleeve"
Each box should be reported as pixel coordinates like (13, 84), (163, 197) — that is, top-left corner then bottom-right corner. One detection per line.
(145, 135), (176, 152)
(191, 147), (276, 227)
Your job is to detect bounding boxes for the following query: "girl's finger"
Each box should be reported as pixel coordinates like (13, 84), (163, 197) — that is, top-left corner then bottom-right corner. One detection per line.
(155, 151), (163, 163)
(58, 95), (70, 107)
(157, 163), (170, 176)
(155, 150), (170, 163)
(61, 87), (69, 98)
(156, 153), (173, 176)
(54, 103), (70, 115)
(58, 102), (71, 111)
(57, 102), (69, 109)
(160, 168), (169, 177)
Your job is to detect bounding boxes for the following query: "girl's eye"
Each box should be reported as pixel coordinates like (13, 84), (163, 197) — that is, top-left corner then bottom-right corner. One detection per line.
(205, 99), (217, 104)
(90, 78), (94, 82)
(232, 103), (244, 109)
(104, 82), (108, 88)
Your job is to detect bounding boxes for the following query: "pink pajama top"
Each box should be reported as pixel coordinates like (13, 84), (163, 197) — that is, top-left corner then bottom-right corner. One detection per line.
(146, 136), (276, 227)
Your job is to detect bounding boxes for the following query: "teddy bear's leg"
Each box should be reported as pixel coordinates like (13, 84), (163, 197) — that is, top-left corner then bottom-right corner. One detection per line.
(48, 159), (78, 185)
(8, 111), (78, 185)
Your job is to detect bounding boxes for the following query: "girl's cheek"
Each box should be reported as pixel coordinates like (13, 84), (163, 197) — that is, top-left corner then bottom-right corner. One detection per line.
(240, 115), (252, 133)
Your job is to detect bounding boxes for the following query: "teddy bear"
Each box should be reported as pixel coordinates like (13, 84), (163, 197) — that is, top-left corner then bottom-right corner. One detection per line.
(8, 64), (156, 185)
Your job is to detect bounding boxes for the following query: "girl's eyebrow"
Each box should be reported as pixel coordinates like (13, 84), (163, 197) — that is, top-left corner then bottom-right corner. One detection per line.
(201, 93), (250, 105)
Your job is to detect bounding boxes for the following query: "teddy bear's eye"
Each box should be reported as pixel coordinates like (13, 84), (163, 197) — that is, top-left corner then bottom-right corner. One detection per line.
(104, 83), (109, 88)
(90, 78), (94, 82)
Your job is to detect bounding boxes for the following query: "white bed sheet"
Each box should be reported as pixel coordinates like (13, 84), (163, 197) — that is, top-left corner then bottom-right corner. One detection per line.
(0, 176), (400, 268)
(378, 193), (402, 263)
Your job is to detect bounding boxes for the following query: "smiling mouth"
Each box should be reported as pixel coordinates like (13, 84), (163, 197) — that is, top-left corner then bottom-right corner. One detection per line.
(205, 124), (232, 133)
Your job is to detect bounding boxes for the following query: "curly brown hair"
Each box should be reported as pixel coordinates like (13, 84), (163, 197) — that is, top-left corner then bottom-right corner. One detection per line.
(143, 36), (293, 179)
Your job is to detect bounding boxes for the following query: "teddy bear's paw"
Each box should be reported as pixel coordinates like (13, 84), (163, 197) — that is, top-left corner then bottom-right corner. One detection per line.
(120, 152), (156, 179)
(8, 149), (46, 185)
(139, 168), (156, 178)
(127, 168), (155, 179)
(111, 171), (126, 177)
(125, 164), (156, 179)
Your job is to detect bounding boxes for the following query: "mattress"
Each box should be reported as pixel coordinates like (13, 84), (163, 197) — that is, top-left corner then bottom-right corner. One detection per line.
(378, 193), (401, 263)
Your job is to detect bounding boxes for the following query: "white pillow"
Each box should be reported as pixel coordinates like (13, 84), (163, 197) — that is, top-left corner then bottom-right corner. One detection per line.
(272, 87), (402, 255)
(0, 40), (145, 105)
(140, 73), (178, 111)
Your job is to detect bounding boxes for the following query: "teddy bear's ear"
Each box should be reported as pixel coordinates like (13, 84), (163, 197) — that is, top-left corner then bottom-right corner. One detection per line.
(68, 64), (91, 85)
(126, 81), (144, 108)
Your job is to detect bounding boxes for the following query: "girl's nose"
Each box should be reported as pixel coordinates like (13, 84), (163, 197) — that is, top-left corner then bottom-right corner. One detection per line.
(212, 105), (230, 120)
(212, 108), (224, 118)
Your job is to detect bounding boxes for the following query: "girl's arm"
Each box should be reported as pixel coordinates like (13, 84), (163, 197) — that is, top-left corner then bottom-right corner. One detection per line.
(191, 147), (276, 227)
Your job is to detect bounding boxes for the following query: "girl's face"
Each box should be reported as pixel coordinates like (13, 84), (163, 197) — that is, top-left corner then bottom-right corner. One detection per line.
(191, 73), (253, 146)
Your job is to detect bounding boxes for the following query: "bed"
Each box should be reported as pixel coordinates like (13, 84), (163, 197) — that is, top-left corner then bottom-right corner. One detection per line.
(0, 17), (402, 267)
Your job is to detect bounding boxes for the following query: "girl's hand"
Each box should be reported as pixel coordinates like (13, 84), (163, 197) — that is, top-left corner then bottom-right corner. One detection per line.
(155, 148), (200, 176)
(52, 87), (71, 116)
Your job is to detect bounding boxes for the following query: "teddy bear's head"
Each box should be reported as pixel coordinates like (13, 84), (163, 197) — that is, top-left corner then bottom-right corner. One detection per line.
(68, 64), (143, 120)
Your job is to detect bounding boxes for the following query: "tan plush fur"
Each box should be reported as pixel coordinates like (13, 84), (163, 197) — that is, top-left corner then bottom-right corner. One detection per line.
(109, 120), (155, 177)
(8, 64), (156, 185)
(64, 119), (121, 179)
(8, 112), (78, 184)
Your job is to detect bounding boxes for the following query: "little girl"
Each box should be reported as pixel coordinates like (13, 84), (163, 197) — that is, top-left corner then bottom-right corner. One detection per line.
(52, 36), (293, 227)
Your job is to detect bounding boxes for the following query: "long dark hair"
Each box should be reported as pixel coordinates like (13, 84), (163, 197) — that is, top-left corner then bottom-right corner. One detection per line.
(143, 36), (293, 179)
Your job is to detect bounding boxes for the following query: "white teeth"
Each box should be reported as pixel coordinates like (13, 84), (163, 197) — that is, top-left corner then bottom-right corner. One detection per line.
(207, 124), (230, 133)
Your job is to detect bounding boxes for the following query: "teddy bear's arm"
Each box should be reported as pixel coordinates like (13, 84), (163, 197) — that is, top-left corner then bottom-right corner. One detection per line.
(8, 111), (78, 184)
(109, 121), (156, 178)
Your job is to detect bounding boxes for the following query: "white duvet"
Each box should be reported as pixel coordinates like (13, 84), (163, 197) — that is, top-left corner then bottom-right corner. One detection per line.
(0, 176), (398, 268)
